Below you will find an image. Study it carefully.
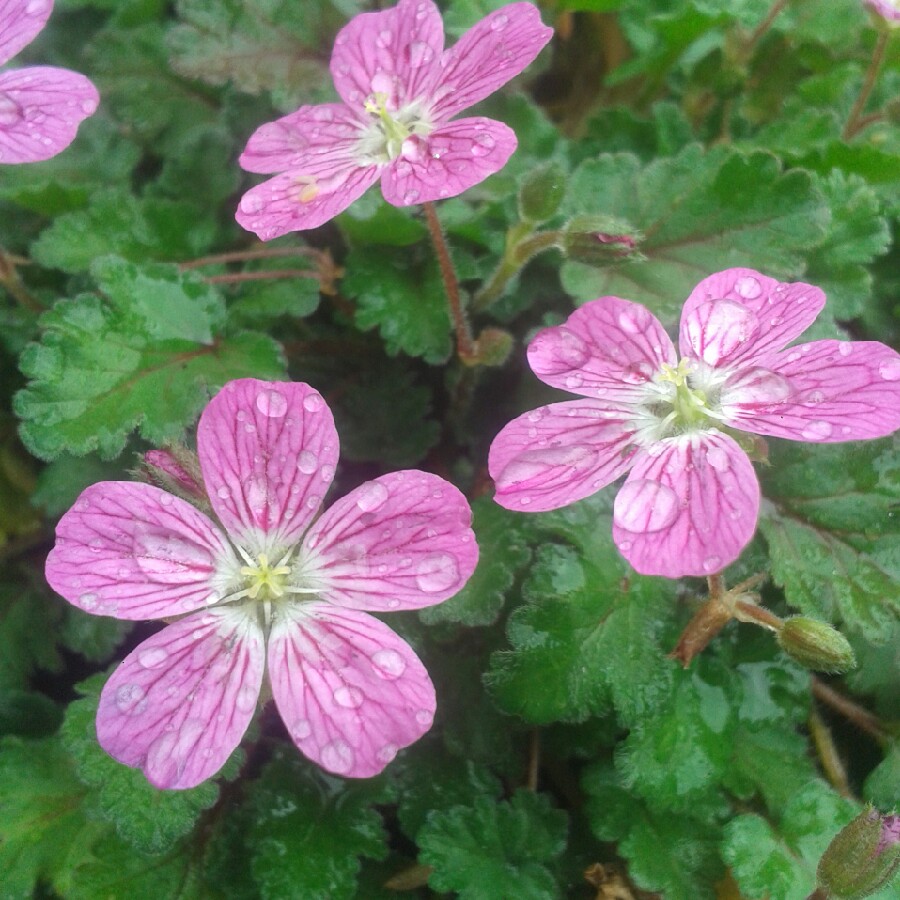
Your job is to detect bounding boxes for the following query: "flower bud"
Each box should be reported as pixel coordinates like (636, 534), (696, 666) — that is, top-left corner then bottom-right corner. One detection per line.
(817, 807), (900, 899)
(560, 215), (644, 266)
(517, 162), (566, 223)
(140, 447), (205, 501)
(776, 616), (856, 673)
(470, 327), (514, 368)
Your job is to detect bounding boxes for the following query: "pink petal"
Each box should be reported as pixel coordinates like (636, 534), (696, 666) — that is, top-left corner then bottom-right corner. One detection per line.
(300, 470), (477, 612)
(236, 163), (380, 240)
(526, 297), (676, 402)
(45, 481), (235, 621)
(380, 117), (516, 205)
(612, 432), (760, 578)
(489, 399), (639, 512)
(268, 602), (435, 777)
(721, 340), (900, 442)
(329, 0), (444, 112)
(0, 67), (98, 164)
(429, 2), (553, 121)
(96, 607), (264, 790)
(679, 269), (825, 369)
(198, 379), (340, 551)
(238, 103), (363, 174)
(0, 0), (53, 66)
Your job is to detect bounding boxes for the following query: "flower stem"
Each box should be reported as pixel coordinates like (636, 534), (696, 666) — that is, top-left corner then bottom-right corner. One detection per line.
(811, 678), (888, 744)
(746, 0), (790, 50)
(0, 249), (42, 312)
(473, 230), (560, 311)
(809, 706), (852, 797)
(422, 201), (476, 363)
(203, 269), (322, 285)
(179, 247), (324, 269)
(843, 28), (889, 141)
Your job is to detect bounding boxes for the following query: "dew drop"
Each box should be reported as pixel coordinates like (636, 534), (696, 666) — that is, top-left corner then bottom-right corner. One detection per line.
(878, 357), (900, 382)
(217, 485), (231, 499)
(256, 387), (288, 418)
(378, 28), (393, 45)
(297, 450), (318, 475)
(79, 591), (99, 610)
(239, 192), (264, 214)
(138, 646), (169, 669)
(564, 372), (584, 389)
(801, 420), (833, 440)
(394, 160), (412, 177)
(470, 131), (496, 157)
(614, 479), (679, 534)
(235, 684), (258, 713)
(705, 445), (730, 472)
(734, 275), (762, 299)
(334, 685), (364, 709)
(321, 739), (354, 774)
(356, 481), (389, 512)
(803, 390), (825, 405)
(415, 708), (433, 727)
(403, 188), (420, 204)
(490, 12), (509, 30)
(702, 555), (722, 573)
(371, 648), (406, 679)
(415, 553), (460, 593)
(321, 464), (335, 482)
(617, 311), (642, 334)
(497, 444), (599, 492)
(303, 392), (323, 412)
(26, 0), (50, 16)
(377, 743), (399, 764)
(291, 719), (311, 740)
(115, 683), (147, 715)
(407, 40), (434, 67)
(837, 343), (852, 358)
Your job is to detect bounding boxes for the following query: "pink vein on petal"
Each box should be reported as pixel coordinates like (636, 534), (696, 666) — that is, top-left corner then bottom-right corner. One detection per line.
(612, 432), (760, 578)
(45, 481), (234, 621)
(268, 603), (435, 778)
(0, 0), (53, 66)
(96, 606), (264, 790)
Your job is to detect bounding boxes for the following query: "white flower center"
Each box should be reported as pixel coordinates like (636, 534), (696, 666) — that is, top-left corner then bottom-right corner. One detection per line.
(355, 91), (433, 164)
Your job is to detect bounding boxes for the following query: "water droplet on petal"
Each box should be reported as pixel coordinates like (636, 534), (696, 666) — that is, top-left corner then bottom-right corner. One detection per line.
(702, 555), (722, 573)
(115, 683), (147, 715)
(497, 444), (599, 491)
(470, 131), (496, 157)
(376, 743), (398, 764)
(415, 708), (433, 726)
(256, 387), (288, 418)
(371, 648), (406, 680)
(734, 275), (762, 299)
(415, 553), (460, 593)
(378, 28), (393, 46)
(614, 479), (680, 534)
(334, 686), (364, 709)
(26, 0), (51, 16)
(688, 300), (760, 365)
(803, 390), (825, 405)
(303, 393), (323, 412)
(291, 719), (311, 740)
(403, 188), (420, 204)
(879, 358), (900, 381)
(837, 343), (852, 357)
(297, 450), (318, 475)
(236, 684), (258, 712)
(138, 646), (169, 669)
(321, 739), (354, 774)
(79, 592), (99, 610)
(705, 446), (730, 472)
(490, 12), (509, 30)
(217, 485), (231, 499)
(356, 481), (389, 512)
(564, 372), (584, 389)
(801, 420), (833, 440)
(617, 311), (642, 334)
(240, 192), (264, 214)
(406, 40), (434, 67)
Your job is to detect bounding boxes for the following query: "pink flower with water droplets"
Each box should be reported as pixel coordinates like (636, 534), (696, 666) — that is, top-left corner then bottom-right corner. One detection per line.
(236, 0), (552, 240)
(45, 379), (478, 789)
(489, 268), (900, 579)
(864, 0), (900, 23)
(0, 0), (99, 163)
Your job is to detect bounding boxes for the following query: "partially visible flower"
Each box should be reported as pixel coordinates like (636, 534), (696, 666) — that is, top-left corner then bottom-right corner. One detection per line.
(489, 268), (900, 579)
(236, 0), (552, 240)
(864, 0), (900, 23)
(46, 379), (478, 788)
(0, 0), (99, 163)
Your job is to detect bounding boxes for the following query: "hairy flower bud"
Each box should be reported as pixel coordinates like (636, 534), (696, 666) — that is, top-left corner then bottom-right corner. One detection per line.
(560, 215), (644, 266)
(518, 161), (566, 223)
(817, 807), (900, 899)
(776, 616), (857, 673)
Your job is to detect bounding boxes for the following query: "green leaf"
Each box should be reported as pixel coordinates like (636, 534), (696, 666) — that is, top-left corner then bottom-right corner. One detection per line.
(392, 743), (503, 840)
(15, 257), (286, 460)
(61, 673), (225, 854)
(418, 790), (568, 900)
(864, 743), (900, 809)
(247, 750), (391, 900)
(344, 246), (452, 364)
(419, 497), (534, 627)
(759, 437), (900, 641)
(486, 496), (677, 725)
(226, 275), (321, 330)
(582, 764), (723, 900)
(0, 585), (63, 691)
(560, 146), (830, 322)
(0, 736), (104, 899)
(722, 780), (858, 900)
(31, 188), (218, 274)
(339, 190), (428, 247)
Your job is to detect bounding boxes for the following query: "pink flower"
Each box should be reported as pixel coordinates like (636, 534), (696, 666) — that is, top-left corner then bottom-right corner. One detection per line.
(0, 0), (98, 163)
(45, 379), (478, 788)
(489, 268), (900, 579)
(864, 0), (900, 23)
(236, 0), (553, 240)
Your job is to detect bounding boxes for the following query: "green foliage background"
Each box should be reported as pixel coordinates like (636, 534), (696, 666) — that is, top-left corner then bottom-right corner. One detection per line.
(0, 0), (897, 898)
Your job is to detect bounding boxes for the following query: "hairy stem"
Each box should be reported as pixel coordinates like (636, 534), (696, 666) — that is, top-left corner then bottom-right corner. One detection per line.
(843, 28), (889, 140)
(809, 706), (852, 797)
(423, 201), (475, 362)
(811, 678), (889, 744)
(473, 229), (560, 311)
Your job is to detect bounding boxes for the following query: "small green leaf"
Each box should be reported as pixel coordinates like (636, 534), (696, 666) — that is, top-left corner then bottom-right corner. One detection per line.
(344, 246), (452, 364)
(418, 790), (568, 900)
(759, 437), (900, 641)
(226, 275), (321, 330)
(420, 497), (534, 627)
(16, 257), (286, 460)
(61, 673), (225, 854)
(248, 750), (391, 900)
(560, 146), (830, 322)
(31, 188), (218, 274)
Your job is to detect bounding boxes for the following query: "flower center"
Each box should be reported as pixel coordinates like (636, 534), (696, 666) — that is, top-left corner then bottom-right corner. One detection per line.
(239, 552), (293, 602)
(657, 360), (714, 428)
(356, 92), (432, 163)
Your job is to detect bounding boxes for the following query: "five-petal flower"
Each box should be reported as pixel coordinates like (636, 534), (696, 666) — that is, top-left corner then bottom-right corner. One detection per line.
(488, 268), (900, 578)
(46, 378), (478, 789)
(236, 0), (553, 240)
(0, 0), (98, 163)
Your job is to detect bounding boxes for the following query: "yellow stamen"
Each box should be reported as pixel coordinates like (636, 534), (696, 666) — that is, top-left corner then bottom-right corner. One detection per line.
(294, 176), (319, 204)
(239, 553), (292, 600)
